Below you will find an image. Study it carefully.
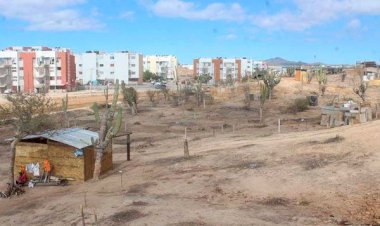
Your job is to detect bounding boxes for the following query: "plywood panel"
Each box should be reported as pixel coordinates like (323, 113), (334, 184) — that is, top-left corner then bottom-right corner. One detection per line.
(15, 140), (113, 183)
(84, 147), (95, 181)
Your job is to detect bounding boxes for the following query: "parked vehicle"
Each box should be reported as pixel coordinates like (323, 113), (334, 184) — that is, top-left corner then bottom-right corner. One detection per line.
(154, 83), (167, 90)
(3, 89), (12, 94)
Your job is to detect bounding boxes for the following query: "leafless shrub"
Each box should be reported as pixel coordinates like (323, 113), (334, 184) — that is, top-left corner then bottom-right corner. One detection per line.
(146, 90), (158, 106)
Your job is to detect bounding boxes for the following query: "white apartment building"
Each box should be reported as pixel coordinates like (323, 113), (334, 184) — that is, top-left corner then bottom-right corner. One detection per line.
(143, 55), (178, 80)
(0, 46), (76, 93)
(193, 57), (266, 84)
(75, 51), (143, 85)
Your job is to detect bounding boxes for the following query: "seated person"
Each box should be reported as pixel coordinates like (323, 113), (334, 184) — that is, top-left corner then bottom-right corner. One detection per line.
(16, 170), (28, 186)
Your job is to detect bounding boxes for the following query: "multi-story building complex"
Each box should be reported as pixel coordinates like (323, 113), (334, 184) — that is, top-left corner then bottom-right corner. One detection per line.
(0, 46), (76, 93)
(143, 55), (178, 80)
(193, 57), (267, 84)
(75, 51), (143, 85)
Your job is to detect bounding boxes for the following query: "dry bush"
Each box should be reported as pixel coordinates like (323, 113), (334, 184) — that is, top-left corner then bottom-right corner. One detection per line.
(286, 98), (309, 113)
(146, 90), (158, 106)
(242, 84), (251, 110)
(260, 197), (290, 206)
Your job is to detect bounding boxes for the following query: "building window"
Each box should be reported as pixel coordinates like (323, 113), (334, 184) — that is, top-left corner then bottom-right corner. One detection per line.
(57, 67), (61, 70)
(79, 72), (83, 75)
(131, 71), (136, 75)
(131, 64), (135, 67)
(110, 56), (114, 60)
(131, 56), (136, 59)
(79, 64), (82, 67)
(110, 72), (114, 75)
(110, 64), (114, 67)
(99, 64), (104, 67)
(19, 67), (24, 70)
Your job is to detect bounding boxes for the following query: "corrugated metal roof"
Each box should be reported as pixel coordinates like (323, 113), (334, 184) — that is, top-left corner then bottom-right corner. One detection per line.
(22, 128), (98, 149)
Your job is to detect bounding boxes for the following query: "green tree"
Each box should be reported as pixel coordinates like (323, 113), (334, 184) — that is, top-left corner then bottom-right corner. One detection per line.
(195, 74), (212, 84)
(143, 70), (159, 82)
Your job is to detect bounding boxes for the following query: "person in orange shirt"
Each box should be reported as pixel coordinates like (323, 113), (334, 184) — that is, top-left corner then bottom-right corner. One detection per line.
(43, 160), (51, 183)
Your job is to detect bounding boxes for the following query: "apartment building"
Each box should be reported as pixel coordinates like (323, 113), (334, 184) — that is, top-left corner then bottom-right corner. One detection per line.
(193, 57), (267, 84)
(143, 55), (178, 80)
(75, 51), (143, 85)
(0, 46), (76, 93)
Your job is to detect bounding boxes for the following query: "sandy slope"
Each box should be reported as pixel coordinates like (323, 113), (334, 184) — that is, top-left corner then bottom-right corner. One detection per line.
(0, 119), (379, 226)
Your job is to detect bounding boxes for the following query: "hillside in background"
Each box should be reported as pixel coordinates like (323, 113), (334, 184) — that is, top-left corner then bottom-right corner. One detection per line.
(264, 57), (309, 66)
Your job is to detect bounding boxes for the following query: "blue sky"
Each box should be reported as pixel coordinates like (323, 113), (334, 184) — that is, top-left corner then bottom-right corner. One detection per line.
(0, 0), (380, 64)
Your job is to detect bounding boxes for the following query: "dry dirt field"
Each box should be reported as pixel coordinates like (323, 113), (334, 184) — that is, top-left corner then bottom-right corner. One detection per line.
(0, 76), (379, 226)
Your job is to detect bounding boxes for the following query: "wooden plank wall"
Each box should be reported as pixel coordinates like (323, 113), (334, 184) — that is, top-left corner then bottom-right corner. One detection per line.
(15, 141), (113, 183)
(14, 142), (48, 179)
(83, 144), (113, 181)
(15, 141), (85, 182)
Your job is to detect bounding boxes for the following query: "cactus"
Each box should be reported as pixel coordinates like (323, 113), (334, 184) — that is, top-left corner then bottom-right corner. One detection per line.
(353, 82), (368, 101)
(315, 67), (327, 96)
(121, 85), (138, 115)
(263, 71), (281, 100)
(259, 83), (269, 123)
(92, 80), (123, 180)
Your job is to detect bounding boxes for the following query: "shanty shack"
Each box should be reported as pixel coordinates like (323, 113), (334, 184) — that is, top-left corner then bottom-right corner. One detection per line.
(295, 68), (308, 82)
(14, 128), (112, 183)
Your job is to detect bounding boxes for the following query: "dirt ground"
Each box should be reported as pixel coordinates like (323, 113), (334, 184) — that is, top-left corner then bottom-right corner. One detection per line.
(0, 76), (379, 226)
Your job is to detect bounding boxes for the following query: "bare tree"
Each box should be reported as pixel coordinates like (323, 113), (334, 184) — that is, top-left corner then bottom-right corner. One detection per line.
(353, 81), (368, 102)
(307, 71), (314, 84)
(160, 88), (170, 103)
(146, 90), (157, 106)
(0, 93), (55, 194)
(62, 93), (69, 127)
(259, 84), (269, 123)
(263, 71), (281, 100)
(194, 82), (203, 107)
(121, 82), (138, 115)
(243, 83), (251, 110)
(315, 67), (327, 96)
(91, 80), (123, 180)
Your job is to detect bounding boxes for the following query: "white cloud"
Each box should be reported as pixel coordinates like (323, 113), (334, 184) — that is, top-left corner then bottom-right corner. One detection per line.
(144, 0), (246, 22)
(346, 19), (361, 30)
(0, 0), (103, 31)
(221, 33), (238, 40)
(120, 11), (135, 20)
(251, 0), (380, 31)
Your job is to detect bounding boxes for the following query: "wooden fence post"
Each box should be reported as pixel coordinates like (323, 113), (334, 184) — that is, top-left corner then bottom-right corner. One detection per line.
(127, 134), (131, 161)
(80, 205), (85, 226)
(184, 128), (189, 158)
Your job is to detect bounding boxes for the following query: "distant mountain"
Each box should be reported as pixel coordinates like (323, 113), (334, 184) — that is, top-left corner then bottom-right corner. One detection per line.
(264, 57), (308, 66)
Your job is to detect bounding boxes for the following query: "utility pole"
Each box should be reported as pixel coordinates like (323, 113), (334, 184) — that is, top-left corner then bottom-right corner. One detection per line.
(90, 68), (94, 95)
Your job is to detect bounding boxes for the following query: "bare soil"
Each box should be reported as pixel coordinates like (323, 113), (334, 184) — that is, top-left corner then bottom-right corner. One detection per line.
(0, 76), (379, 225)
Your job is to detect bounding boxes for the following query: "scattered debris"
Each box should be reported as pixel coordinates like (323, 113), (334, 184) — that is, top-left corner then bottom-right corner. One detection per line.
(111, 209), (146, 223)
(260, 197), (290, 206)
